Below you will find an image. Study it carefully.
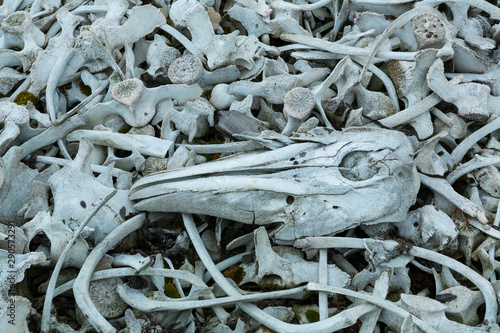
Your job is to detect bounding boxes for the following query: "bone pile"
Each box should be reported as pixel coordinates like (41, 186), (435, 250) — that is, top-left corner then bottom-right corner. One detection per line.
(2, 0), (500, 332)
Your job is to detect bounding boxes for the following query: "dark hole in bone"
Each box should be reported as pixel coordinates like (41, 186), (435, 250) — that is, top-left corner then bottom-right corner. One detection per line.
(120, 207), (127, 219)
(239, 282), (260, 292)
(115, 149), (132, 158)
(258, 274), (285, 291)
(286, 196), (295, 205)
(29, 119), (39, 129)
(29, 232), (51, 258)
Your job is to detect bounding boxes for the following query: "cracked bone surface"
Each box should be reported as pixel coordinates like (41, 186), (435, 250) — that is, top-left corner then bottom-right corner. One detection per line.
(130, 128), (419, 240)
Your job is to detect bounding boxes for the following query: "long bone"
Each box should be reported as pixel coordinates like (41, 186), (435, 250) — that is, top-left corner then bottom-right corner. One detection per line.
(72, 213), (146, 333)
(130, 128), (419, 241)
(183, 213), (360, 332)
(296, 236), (498, 327)
(40, 189), (117, 333)
(117, 284), (308, 311)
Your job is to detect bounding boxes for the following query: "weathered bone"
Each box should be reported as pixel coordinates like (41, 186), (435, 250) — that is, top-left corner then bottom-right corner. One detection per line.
(130, 128), (419, 240)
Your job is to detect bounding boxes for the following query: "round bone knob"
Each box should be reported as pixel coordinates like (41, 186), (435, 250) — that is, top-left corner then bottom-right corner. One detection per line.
(282, 87), (315, 136)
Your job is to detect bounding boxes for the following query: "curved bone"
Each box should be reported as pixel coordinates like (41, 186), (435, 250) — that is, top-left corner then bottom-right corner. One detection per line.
(41, 189), (117, 333)
(72, 213), (145, 333)
(183, 213), (413, 333)
(295, 236), (498, 326)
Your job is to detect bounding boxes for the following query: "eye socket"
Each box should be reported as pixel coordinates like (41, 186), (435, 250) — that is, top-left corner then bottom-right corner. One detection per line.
(339, 151), (379, 181)
(29, 232), (51, 255)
